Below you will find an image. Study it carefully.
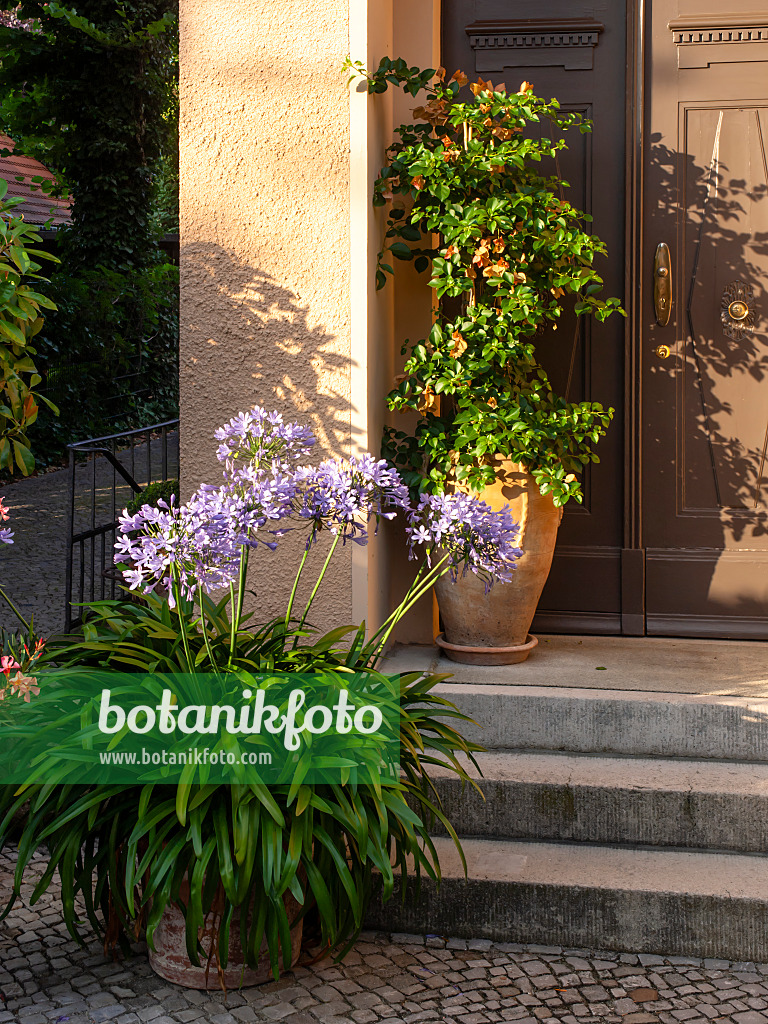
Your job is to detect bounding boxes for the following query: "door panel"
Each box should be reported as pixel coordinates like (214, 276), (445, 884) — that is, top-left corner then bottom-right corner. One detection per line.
(684, 105), (768, 513)
(643, 3), (768, 637)
(442, 0), (627, 634)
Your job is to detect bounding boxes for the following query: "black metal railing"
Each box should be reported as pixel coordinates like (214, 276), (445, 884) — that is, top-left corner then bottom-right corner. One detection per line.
(64, 420), (180, 631)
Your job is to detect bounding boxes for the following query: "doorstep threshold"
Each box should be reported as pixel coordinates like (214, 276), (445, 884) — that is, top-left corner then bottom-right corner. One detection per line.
(381, 634), (768, 697)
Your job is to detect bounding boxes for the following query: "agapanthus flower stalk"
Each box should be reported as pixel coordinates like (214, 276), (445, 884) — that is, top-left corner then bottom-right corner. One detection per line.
(215, 406), (316, 472)
(115, 496), (242, 608)
(293, 453), (410, 546)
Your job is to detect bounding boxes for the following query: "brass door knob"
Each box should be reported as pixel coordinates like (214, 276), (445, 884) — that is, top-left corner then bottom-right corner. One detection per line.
(654, 344), (671, 359)
(728, 299), (749, 321)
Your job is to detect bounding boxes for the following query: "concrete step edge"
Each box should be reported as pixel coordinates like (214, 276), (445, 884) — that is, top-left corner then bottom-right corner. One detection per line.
(428, 685), (768, 759)
(423, 753), (768, 852)
(417, 837), (768, 895)
(367, 838), (768, 960)
(430, 750), (768, 794)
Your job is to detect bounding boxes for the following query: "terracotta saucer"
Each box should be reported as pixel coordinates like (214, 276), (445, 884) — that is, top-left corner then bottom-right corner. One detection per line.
(435, 632), (539, 666)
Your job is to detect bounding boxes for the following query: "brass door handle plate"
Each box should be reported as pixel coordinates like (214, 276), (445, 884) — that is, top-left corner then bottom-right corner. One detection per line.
(654, 242), (672, 326)
(654, 344), (671, 359)
(721, 281), (755, 340)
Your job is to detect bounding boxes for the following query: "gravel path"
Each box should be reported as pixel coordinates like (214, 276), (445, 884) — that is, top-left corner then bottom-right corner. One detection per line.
(0, 850), (767, 1024)
(0, 433), (179, 637)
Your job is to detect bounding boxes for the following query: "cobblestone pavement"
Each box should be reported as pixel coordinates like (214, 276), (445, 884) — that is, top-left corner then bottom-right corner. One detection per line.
(2, 852), (767, 1024)
(0, 434), (179, 637)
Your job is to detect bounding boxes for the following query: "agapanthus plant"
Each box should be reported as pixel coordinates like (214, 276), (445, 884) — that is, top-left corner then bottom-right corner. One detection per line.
(1, 406), (521, 987)
(114, 404), (522, 670)
(215, 405), (316, 470)
(407, 491), (522, 586)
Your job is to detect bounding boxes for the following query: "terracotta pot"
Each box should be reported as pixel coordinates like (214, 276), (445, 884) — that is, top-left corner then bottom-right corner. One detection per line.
(149, 884), (303, 989)
(434, 459), (562, 665)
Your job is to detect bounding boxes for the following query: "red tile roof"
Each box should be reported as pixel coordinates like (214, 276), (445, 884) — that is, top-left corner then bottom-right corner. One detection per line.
(0, 135), (72, 227)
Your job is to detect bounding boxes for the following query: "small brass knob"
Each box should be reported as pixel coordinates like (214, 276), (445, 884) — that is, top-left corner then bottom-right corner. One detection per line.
(728, 299), (749, 321)
(654, 344), (671, 359)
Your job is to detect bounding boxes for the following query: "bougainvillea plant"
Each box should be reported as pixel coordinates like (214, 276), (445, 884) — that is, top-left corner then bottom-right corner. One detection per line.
(345, 58), (624, 506)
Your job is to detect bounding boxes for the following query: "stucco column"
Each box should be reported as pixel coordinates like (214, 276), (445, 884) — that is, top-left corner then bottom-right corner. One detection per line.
(179, 0), (390, 632)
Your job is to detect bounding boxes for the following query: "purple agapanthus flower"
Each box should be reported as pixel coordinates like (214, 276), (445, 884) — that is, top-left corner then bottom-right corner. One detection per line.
(405, 491), (523, 590)
(115, 405), (523, 603)
(293, 454), (410, 546)
(196, 464), (299, 549)
(215, 405), (316, 472)
(115, 496), (242, 607)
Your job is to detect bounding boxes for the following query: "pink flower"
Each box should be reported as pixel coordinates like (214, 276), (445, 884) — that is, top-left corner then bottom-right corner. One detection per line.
(1, 656), (20, 678)
(0, 499), (9, 522)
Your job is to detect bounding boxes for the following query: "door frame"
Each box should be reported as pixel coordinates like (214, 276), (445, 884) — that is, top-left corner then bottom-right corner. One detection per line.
(622, 0), (646, 635)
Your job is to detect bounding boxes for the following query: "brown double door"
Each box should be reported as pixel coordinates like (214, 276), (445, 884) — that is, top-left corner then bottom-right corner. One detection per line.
(443, 0), (768, 639)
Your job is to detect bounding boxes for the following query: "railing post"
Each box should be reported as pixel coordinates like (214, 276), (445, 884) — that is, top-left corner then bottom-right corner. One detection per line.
(64, 445), (77, 633)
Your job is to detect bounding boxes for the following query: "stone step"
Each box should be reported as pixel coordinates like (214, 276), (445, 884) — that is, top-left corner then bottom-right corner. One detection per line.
(383, 637), (768, 697)
(426, 682), (768, 761)
(426, 751), (768, 853)
(367, 837), (768, 961)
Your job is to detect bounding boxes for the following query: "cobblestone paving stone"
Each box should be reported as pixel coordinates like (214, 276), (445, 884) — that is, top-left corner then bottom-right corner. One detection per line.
(1, 851), (766, 1024)
(0, 434), (179, 636)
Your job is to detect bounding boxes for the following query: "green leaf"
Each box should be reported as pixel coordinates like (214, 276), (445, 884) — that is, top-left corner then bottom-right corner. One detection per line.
(8, 246), (31, 275)
(389, 242), (413, 261)
(12, 439), (34, 475)
(0, 320), (26, 346)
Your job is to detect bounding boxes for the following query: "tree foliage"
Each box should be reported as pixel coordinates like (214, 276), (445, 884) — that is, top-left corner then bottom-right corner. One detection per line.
(0, 0), (178, 269)
(0, 178), (58, 475)
(32, 260), (179, 465)
(348, 59), (624, 506)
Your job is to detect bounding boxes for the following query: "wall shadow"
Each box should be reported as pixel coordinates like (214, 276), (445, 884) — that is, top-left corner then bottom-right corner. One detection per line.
(179, 242), (358, 627)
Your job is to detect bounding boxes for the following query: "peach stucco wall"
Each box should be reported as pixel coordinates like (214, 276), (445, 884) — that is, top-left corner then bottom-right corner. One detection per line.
(179, 0), (440, 635)
(180, 0), (354, 627)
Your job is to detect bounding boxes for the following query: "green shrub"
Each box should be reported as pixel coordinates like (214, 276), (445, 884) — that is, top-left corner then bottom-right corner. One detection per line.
(349, 60), (624, 506)
(0, 1), (178, 272)
(126, 477), (179, 515)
